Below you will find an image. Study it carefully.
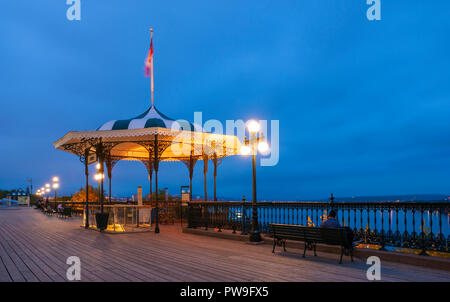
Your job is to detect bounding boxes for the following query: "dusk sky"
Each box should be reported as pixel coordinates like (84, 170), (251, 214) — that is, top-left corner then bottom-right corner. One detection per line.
(1, 1), (449, 200)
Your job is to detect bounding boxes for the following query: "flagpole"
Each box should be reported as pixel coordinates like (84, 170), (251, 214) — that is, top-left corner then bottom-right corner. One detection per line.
(150, 28), (154, 107)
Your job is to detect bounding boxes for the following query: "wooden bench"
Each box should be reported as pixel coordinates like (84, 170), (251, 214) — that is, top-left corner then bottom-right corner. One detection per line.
(43, 206), (56, 215)
(62, 207), (72, 218)
(269, 223), (353, 264)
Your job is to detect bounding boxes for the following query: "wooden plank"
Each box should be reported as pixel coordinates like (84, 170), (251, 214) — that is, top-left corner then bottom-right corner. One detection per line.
(0, 230), (51, 282)
(0, 225), (65, 282)
(1, 220), (104, 282)
(2, 223), (121, 282)
(0, 236), (26, 281)
(0, 245), (12, 282)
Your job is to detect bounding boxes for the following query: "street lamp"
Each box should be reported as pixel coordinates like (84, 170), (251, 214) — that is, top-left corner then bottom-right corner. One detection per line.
(94, 172), (104, 204)
(95, 163), (104, 203)
(94, 173), (104, 181)
(52, 177), (59, 205)
(39, 187), (46, 204)
(240, 120), (270, 242)
(52, 183), (59, 203)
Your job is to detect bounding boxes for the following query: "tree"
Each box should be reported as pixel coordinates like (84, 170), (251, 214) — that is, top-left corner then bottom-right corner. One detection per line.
(71, 185), (99, 202)
(0, 190), (10, 199)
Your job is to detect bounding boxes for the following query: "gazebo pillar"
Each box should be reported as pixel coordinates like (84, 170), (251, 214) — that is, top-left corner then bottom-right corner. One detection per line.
(84, 148), (90, 228)
(105, 156), (119, 204)
(188, 155), (195, 201)
(140, 155), (153, 205)
(212, 154), (218, 201)
(203, 155), (208, 201)
(154, 135), (160, 234)
(181, 156), (197, 201)
(148, 154), (153, 204)
(106, 157), (112, 203)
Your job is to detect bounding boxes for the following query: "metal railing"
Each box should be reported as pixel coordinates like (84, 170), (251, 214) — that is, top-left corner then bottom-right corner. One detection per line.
(186, 201), (449, 253)
(43, 201), (179, 232)
(46, 200), (181, 219)
(85, 204), (153, 232)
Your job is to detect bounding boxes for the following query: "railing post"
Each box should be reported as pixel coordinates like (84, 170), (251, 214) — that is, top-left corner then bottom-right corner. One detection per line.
(316, 205), (319, 227)
(241, 202), (248, 235)
(387, 206), (392, 244)
(374, 205), (378, 239)
(419, 205), (428, 256)
(360, 208), (363, 234)
(301, 207), (304, 226)
(366, 207), (371, 244)
(232, 206), (237, 234)
(437, 207), (444, 252)
(379, 207), (386, 250)
(411, 208), (417, 248)
(347, 207), (351, 229)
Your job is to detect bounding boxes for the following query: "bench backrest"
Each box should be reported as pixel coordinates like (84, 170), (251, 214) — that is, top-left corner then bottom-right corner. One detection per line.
(63, 207), (72, 216)
(269, 224), (350, 247)
(268, 224), (305, 241)
(319, 227), (348, 246)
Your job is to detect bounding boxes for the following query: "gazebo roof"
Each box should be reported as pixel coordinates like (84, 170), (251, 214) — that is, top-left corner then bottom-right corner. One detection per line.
(54, 127), (240, 161)
(54, 104), (241, 161)
(97, 105), (203, 132)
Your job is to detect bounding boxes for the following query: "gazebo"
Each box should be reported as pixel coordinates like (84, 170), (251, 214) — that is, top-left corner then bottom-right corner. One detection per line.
(54, 104), (241, 232)
(54, 32), (241, 233)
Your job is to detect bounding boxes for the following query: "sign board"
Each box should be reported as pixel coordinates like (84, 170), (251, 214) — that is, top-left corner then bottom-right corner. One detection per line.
(181, 185), (190, 205)
(137, 186), (143, 206)
(17, 196), (29, 206)
(87, 153), (97, 165)
(181, 194), (190, 203)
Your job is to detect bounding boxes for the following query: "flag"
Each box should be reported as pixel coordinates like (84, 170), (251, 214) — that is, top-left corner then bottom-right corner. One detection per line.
(145, 37), (153, 77)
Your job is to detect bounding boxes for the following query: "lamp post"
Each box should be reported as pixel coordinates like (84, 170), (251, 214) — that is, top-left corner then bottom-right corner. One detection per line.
(94, 163), (104, 204)
(52, 177), (59, 207)
(94, 172), (104, 202)
(40, 186), (47, 206)
(240, 120), (270, 243)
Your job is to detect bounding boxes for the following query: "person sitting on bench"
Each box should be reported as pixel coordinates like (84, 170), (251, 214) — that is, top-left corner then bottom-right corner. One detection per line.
(321, 210), (358, 247)
(320, 210), (341, 228)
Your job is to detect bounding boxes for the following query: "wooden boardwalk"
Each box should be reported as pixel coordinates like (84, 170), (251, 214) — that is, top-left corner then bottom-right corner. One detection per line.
(0, 208), (448, 282)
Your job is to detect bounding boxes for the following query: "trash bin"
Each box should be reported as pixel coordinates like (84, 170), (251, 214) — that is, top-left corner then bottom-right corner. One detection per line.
(95, 212), (109, 231)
